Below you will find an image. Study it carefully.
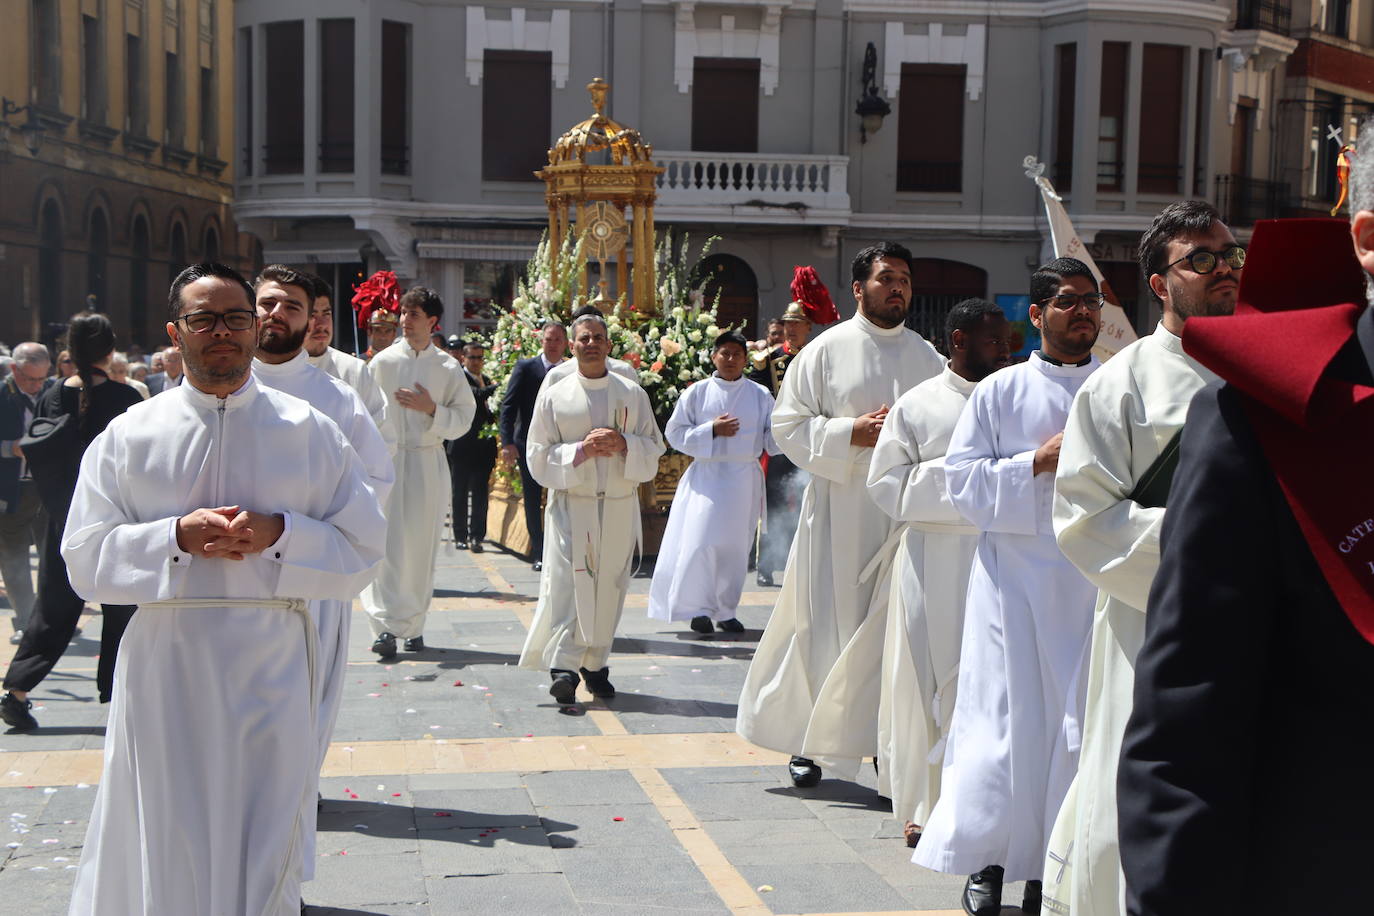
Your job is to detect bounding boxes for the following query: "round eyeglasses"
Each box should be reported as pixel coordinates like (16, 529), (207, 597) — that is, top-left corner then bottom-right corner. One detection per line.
(1164, 245), (1247, 275)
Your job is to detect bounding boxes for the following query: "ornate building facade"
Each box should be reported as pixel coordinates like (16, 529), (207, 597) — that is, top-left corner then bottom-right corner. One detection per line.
(2, 0), (255, 351)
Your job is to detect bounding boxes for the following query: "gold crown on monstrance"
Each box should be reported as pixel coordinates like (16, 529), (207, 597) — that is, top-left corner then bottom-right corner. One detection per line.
(547, 78), (655, 166)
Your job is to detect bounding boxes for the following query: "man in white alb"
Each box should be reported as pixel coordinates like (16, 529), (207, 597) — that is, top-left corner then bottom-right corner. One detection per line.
(914, 257), (1102, 916)
(363, 287), (476, 658)
(303, 272), (391, 445)
(519, 312), (664, 704)
(64, 263), (386, 915)
(735, 243), (944, 788)
(1040, 201), (1238, 916)
(866, 298), (1011, 846)
(649, 330), (777, 634)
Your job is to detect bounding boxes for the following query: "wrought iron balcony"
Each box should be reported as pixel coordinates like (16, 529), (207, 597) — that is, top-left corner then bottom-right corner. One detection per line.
(654, 151), (850, 214)
(1234, 0), (1292, 35)
(1216, 174), (1288, 225)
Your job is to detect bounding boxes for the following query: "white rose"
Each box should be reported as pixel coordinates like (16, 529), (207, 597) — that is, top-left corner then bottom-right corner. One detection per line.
(671, 306), (685, 318)
(705, 325), (719, 338)
(688, 329), (702, 343)
(697, 312), (711, 326)
(678, 368), (691, 381)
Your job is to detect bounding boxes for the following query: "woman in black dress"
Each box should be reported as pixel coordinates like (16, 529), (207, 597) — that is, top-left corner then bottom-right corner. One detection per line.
(0, 312), (145, 730)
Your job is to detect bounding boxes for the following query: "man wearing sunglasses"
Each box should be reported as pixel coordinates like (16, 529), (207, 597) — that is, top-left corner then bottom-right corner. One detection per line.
(1043, 200), (1239, 916)
(915, 257), (1101, 916)
(60, 262), (386, 915)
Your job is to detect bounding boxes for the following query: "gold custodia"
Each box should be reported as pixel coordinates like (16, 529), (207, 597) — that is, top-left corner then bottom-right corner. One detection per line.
(537, 79), (662, 314)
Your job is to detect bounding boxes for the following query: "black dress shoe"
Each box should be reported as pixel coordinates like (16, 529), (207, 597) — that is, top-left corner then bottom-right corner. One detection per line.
(455, 539), (469, 550)
(756, 571), (774, 587)
(404, 636), (425, 653)
(1021, 879), (1042, 915)
(548, 669), (580, 705)
(690, 615), (713, 634)
(961, 864), (1004, 916)
(0, 692), (37, 731)
(470, 542), (484, 554)
(532, 561), (543, 572)
(371, 632), (398, 659)
(716, 618), (745, 633)
(788, 755), (821, 788)
(579, 666), (615, 698)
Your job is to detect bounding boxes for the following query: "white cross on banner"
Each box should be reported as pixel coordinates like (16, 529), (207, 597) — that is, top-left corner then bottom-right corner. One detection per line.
(1024, 157), (1138, 360)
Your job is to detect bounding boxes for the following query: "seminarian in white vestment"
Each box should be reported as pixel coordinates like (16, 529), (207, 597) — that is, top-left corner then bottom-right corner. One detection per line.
(866, 365), (982, 830)
(63, 376), (385, 915)
(1041, 204), (1239, 916)
(649, 335), (779, 630)
(519, 313), (664, 700)
(915, 259), (1106, 914)
(736, 245), (944, 786)
(252, 347), (395, 880)
(307, 345), (393, 451)
(362, 289), (476, 651)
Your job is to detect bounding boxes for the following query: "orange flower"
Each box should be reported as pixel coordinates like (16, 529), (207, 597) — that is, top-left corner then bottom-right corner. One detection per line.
(650, 360), (664, 373)
(625, 352), (642, 368)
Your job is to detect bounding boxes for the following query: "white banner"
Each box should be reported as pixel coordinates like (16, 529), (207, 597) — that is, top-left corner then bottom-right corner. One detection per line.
(1024, 157), (1137, 360)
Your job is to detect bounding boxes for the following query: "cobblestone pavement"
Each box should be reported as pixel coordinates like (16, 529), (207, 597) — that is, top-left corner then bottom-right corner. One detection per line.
(0, 539), (1032, 915)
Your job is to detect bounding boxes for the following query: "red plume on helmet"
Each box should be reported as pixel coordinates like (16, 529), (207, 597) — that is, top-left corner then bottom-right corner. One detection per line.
(789, 265), (839, 325)
(351, 270), (401, 329)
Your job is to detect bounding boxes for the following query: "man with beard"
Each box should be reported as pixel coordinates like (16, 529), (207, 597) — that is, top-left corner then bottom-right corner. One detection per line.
(1040, 202), (1239, 916)
(363, 287), (475, 659)
(250, 264), (394, 885)
(864, 299), (1011, 847)
(303, 273), (391, 448)
(62, 262), (385, 914)
(736, 243), (944, 788)
(914, 258), (1101, 916)
(518, 312), (663, 704)
(749, 298), (816, 586)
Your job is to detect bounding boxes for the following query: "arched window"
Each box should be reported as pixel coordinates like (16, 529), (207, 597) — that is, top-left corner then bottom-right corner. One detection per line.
(693, 253), (759, 338)
(203, 224), (220, 263)
(39, 199), (64, 336)
(87, 208), (109, 310)
(907, 258), (988, 352)
(130, 215), (151, 346)
(168, 221), (188, 287)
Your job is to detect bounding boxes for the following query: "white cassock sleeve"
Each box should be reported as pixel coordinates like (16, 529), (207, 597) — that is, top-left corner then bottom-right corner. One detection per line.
(1053, 379), (1165, 611)
(526, 389), (591, 491)
(353, 362), (395, 455)
(772, 348), (858, 483)
(426, 365), (477, 442)
(340, 390), (397, 507)
(758, 386), (782, 457)
(665, 385), (715, 459)
(944, 383), (1040, 535)
(867, 398), (963, 525)
(621, 388), (666, 483)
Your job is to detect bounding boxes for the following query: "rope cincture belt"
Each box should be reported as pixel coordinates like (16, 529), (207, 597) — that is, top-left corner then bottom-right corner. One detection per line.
(140, 597), (316, 916)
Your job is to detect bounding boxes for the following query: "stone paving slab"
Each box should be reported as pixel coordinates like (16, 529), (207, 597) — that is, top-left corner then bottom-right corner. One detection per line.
(0, 543), (1033, 914)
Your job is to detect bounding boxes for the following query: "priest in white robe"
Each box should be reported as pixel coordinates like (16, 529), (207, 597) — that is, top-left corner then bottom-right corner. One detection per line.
(914, 258), (1103, 916)
(304, 277), (393, 452)
(864, 300), (1011, 844)
(252, 265), (397, 880)
(1040, 204), (1236, 916)
(735, 243), (944, 788)
(648, 330), (778, 634)
(65, 264), (386, 916)
(519, 312), (664, 703)
(362, 287), (475, 658)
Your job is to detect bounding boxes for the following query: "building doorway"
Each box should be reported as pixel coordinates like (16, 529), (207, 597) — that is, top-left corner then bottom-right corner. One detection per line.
(694, 254), (759, 339)
(906, 258), (988, 353)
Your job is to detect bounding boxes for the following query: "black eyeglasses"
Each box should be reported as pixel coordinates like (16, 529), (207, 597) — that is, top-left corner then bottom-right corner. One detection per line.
(176, 309), (258, 334)
(1037, 293), (1106, 311)
(1164, 245), (1247, 275)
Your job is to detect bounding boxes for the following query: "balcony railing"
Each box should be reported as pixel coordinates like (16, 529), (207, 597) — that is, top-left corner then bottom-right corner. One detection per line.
(1235, 0), (1292, 35)
(655, 152), (849, 211)
(1216, 174), (1288, 225)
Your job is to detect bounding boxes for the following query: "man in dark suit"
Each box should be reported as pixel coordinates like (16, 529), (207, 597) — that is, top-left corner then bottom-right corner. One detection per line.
(0, 343), (51, 643)
(448, 341), (498, 552)
(143, 346), (184, 394)
(498, 321), (567, 570)
(1117, 213), (1374, 915)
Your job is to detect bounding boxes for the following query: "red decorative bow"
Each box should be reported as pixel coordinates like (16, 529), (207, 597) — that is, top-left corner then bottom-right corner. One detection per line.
(351, 270), (400, 328)
(790, 265), (839, 325)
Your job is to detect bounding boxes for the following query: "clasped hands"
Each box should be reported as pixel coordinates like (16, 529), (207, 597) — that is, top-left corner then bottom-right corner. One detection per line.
(581, 427), (628, 459)
(850, 405), (889, 448)
(176, 506), (286, 561)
